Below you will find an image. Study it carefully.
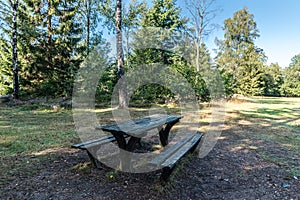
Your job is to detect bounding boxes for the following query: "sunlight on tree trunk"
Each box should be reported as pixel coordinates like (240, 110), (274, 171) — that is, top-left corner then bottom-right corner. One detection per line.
(116, 0), (127, 108)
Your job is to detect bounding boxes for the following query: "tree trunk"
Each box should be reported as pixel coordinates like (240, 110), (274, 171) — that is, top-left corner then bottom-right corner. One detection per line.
(116, 0), (127, 108)
(47, 0), (52, 76)
(12, 0), (19, 99)
(86, 0), (90, 55)
(47, 0), (52, 45)
(195, 41), (200, 71)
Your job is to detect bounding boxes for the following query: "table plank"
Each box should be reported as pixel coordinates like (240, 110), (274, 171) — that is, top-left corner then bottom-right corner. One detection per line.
(97, 114), (182, 137)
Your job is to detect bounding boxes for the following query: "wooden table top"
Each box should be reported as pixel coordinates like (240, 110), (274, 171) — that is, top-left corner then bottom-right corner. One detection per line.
(97, 114), (183, 137)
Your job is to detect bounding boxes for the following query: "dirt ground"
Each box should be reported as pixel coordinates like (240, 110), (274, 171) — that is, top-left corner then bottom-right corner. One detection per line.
(1, 118), (299, 200)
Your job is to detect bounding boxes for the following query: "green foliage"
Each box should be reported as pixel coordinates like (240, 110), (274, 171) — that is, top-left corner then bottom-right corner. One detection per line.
(0, 0), (86, 97)
(130, 83), (174, 104)
(128, 0), (211, 102)
(96, 64), (118, 103)
(77, 0), (103, 55)
(128, 0), (184, 102)
(1, 0), (296, 101)
(235, 46), (266, 96)
(216, 7), (266, 97)
(0, 0), (17, 95)
(141, 0), (185, 30)
(172, 45), (211, 101)
(281, 54), (300, 97)
(0, 38), (13, 95)
(263, 63), (283, 96)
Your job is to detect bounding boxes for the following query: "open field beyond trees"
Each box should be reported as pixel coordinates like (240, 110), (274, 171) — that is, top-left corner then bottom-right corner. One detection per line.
(0, 97), (299, 199)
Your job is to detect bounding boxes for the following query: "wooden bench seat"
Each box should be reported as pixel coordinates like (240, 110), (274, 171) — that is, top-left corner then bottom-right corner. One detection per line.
(72, 135), (128, 168)
(150, 132), (203, 181)
(72, 135), (116, 150)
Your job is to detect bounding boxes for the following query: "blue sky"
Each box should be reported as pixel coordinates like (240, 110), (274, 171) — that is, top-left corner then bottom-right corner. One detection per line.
(178, 0), (300, 68)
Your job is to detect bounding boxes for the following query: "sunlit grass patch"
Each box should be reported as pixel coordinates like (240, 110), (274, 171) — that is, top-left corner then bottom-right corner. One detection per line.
(226, 96), (300, 176)
(0, 106), (76, 157)
(70, 162), (92, 173)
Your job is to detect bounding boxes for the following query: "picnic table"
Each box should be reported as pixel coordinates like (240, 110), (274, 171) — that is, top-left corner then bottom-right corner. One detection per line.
(100, 114), (181, 147)
(72, 114), (202, 180)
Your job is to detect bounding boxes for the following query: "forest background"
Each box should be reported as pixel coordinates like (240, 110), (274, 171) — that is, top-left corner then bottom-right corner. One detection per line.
(1, 0), (299, 104)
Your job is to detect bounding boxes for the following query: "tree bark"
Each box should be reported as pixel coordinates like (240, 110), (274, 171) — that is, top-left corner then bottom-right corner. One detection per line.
(12, 0), (19, 99)
(116, 0), (127, 108)
(47, 0), (52, 45)
(85, 0), (91, 55)
(46, 0), (52, 75)
(195, 41), (200, 71)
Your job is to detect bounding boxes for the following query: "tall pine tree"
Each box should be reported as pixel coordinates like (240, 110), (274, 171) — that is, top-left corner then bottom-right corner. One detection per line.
(0, 0), (20, 98)
(281, 54), (300, 97)
(216, 8), (266, 96)
(18, 0), (83, 97)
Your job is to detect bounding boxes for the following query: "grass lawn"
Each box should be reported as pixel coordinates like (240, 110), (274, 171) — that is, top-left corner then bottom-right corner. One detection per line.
(0, 96), (299, 185)
(226, 96), (300, 176)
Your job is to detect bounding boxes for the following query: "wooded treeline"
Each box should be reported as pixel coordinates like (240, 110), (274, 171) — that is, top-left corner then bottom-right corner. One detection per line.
(0, 0), (299, 103)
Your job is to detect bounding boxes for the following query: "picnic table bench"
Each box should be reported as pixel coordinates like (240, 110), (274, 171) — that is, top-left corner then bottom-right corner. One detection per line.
(72, 114), (202, 181)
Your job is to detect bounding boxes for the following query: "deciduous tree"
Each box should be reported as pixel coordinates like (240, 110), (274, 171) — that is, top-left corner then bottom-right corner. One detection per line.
(184, 0), (220, 71)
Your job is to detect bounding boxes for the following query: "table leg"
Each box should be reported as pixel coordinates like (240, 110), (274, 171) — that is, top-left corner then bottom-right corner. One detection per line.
(110, 131), (140, 172)
(159, 119), (179, 146)
(126, 137), (141, 151)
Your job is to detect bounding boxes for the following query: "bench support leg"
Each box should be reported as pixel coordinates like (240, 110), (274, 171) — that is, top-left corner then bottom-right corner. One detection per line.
(87, 151), (103, 169)
(160, 167), (174, 182)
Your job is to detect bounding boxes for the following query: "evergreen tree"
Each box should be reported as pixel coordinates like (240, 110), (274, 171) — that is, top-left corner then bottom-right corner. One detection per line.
(130, 0), (214, 102)
(19, 0), (83, 97)
(216, 8), (266, 96)
(263, 63), (283, 96)
(132, 0), (185, 65)
(77, 0), (102, 56)
(128, 0), (187, 103)
(0, 37), (13, 95)
(281, 54), (300, 97)
(0, 0), (20, 98)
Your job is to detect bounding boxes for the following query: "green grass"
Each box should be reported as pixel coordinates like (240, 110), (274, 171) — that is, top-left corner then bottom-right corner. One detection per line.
(0, 103), (182, 158)
(0, 106), (77, 157)
(227, 96), (300, 176)
(0, 103), (182, 184)
(0, 105), (81, 185)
